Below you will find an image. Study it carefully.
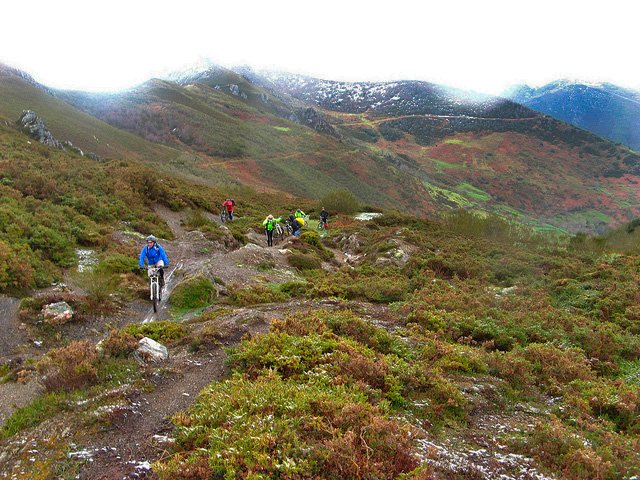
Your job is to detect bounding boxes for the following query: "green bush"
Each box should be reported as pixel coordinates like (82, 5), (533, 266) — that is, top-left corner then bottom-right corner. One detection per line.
(226, 284), (288, 306)
(37, 341), (99, 392)
(96, 254), (138, 275)
(123, 321), (188, 344)
(319, 189), (359, 214)
(288, 253), (321, 271)
(170, 276), (216, 310)
(155, 373), (419, 479)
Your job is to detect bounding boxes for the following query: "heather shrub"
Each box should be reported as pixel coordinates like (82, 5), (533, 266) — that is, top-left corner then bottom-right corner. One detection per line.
(523, 416), (614, 480)
(322, 310), (411, 357)
(288, 252), (321, 271)
(72, 269), (120, 313)
(101, 329), (138, 358)
(564, 379), (640, 433)
(123, 321), (188, 344)
(37, 340), (99, 392)
(95, 254), (138, 275)
(226, 283), (288, 306)
(155, 372), (419, 479)
(522, 344), (594, 390)
(228, 331), (406, 401)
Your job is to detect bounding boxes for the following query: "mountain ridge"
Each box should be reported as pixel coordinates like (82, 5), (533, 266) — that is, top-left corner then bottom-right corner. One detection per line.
(3, 61), (640, 233)
(504, 79), (640, 150)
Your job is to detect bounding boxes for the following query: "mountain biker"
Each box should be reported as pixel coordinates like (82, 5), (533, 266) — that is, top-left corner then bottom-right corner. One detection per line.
(138, 235), (169, 288)
(320, 207), (329, 228)
(288, 214), (302, 236)
(263, 214), (281, 247)
(222, 199), (235, 220)
(294, 209), (306, 219)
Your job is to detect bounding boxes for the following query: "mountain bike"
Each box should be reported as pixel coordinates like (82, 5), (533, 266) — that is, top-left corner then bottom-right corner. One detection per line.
(147, 266), (164, 313)
(317, 218), (328, 231)
(219, 205), (229, 223)
(274, 222), (284, 241)
(284, 220), (293, 236)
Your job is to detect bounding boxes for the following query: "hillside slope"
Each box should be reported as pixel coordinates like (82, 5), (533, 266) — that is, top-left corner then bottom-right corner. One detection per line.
(0, 64), (181, 164)
(5, 62), (640, 232)
(240, 69), (640, 232)
(505, 80), (640, 150)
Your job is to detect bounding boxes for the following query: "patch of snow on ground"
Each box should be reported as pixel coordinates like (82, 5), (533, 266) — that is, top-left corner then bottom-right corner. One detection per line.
(76, 248), (98, 273)
(354, 212), (382, 221)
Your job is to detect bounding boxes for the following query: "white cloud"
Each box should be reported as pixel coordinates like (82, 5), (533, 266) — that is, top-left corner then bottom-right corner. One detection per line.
(1, 0), (638, 94)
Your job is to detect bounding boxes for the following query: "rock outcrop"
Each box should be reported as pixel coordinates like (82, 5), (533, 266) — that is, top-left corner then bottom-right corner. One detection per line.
(18, 110), (63, 149)
(17, 110), (100, 160)
(290, 108), (337, 137)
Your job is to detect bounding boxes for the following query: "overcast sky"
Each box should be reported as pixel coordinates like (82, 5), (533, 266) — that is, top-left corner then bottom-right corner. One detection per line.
(1, 0), (638, 94)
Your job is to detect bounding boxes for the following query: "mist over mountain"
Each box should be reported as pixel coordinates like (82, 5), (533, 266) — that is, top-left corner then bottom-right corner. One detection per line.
(504, 80), (640, 150)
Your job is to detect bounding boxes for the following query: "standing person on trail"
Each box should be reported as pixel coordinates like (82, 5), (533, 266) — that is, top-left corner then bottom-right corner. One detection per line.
(138, 235), (169, 289)
(263, 214), (281, 247)
(320, 207), (329, 229)
(222, 199), (235, 221)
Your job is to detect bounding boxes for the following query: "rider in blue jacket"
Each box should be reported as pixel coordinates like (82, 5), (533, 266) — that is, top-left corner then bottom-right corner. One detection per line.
(139, 235), (169, 287)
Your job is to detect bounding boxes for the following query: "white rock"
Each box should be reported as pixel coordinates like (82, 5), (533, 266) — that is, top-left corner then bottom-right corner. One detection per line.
(137, 337), (168, 362)
(42, 301), (73, 325)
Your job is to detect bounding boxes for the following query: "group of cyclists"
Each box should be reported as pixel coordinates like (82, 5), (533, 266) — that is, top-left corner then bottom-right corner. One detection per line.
(138, 202), (331, 297)
(263, 208), (329, 247)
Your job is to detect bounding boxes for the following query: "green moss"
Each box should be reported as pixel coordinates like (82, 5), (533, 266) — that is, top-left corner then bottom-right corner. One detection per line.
(123, 321), (188, 344)
(170, 276), (216, 310)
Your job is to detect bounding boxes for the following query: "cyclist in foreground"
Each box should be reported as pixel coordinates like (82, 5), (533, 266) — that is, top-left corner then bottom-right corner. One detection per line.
(138, 235), (169, 289)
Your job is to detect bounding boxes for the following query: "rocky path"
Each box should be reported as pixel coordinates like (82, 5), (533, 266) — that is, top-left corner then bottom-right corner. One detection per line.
(0, 207), (343, 479)
(72, 209), (311, 478)
(0, 296), (23, 358)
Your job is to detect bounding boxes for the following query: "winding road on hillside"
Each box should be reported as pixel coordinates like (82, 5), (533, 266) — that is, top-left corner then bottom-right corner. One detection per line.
(336, 113), (540, 127)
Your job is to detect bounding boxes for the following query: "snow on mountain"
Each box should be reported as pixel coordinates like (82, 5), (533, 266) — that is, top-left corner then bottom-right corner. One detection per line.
(505, 80), (640, 149)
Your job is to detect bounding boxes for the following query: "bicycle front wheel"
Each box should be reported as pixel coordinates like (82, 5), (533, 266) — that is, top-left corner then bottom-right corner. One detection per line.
(152, 283), (159, 313)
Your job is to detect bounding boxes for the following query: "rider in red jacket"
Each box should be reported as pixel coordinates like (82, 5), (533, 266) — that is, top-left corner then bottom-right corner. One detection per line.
(222, 199), (235, 221)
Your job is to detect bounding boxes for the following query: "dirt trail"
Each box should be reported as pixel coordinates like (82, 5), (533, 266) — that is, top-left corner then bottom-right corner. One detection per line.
(0, 296), (24, 357)
(338, 113), (540, 127)
(73, 209), (313, 478)
(0, 206), (342, 479)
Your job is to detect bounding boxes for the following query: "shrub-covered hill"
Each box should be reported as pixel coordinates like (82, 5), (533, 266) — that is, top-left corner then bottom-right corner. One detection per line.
(1, 178), (640, 477)
(55, 78), (434, 213)
(155, 213), (640, 479)
(60, 65), (640, 232)
(0, 64), (181, 164)
(0, 121), (312, 292)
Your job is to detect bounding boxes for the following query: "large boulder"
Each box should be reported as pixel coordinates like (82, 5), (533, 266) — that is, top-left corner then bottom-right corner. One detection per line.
(136, 337), (168, 362)
(42, 301), (74, 325)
